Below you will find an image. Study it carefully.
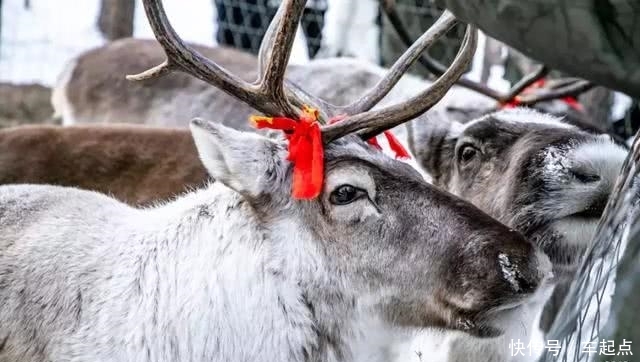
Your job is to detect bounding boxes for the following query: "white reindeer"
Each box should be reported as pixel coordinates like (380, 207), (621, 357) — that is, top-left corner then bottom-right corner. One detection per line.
(0, 1), (555, 362)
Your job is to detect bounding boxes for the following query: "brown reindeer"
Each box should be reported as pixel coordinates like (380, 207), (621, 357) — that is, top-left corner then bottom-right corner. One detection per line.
(52, 38), (261, 129)
(0, 124), (207, 205)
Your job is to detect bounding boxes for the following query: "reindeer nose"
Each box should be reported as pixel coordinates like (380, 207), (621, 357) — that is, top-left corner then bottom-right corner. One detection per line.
(496, 233), (552, 296)
(498, 252), (540, 294)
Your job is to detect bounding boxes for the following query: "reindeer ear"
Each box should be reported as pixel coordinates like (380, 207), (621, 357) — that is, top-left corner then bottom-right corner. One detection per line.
(406, 112), (463, 181)
(190, 118), (284, 198)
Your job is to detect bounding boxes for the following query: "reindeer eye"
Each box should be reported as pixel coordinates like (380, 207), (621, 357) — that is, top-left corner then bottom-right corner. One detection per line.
(570, 169), (601, 183)
(330, 185), (365, 205)
(458, 145), (479, 164)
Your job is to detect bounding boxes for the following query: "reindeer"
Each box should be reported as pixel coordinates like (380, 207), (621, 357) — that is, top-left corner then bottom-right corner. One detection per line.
(51, 37), (261, 128)
(402, 107), (628, 361)
(52, 37), (577, 131)
(53, 36), (483, 130)
(52, 6), (596, 137)
(0, 124), (207, 206)
(0, 1), (553, 362)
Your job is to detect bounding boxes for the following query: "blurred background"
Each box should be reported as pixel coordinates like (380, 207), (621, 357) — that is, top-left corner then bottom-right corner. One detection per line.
(0, 0), (638, 139)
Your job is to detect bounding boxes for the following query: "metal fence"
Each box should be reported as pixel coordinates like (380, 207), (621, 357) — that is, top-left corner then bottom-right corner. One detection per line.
(378, 0), (467, 78)
(214, 0), (327, 58)
(540, 134), (640, 362)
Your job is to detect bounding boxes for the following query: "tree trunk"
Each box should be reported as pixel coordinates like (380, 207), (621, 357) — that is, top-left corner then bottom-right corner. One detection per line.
(97, 0), (135, 41)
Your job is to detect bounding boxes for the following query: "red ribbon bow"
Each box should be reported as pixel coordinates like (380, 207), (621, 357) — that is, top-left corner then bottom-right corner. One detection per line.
(249, 107), (411, 200)
(250, 106), (323, 199)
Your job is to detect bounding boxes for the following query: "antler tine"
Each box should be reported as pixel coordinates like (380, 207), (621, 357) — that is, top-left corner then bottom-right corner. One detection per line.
(338, 10), (458, 115)
(255, 0), (307, 118)
(127, 1), (265, 109)
(380, 0), (501, 98)
(322, 25), (478, 143)
(256, 0), (339, 121)
(128, 0), (327, 120)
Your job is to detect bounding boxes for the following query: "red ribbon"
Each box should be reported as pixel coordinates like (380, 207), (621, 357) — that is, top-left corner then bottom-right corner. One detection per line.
(500, 78), (584, 112)
(250, 106), (323, 200)
(329, 115), (411, 159)
(249, 107), (411, 200)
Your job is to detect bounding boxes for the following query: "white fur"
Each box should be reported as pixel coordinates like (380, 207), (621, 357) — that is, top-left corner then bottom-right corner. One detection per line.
(190, 120), (278, 198)
(0, 122), (402, 362)
(570, 137), (628, 189)
(399, 111), (628, 362)
(0, 184), (330, 362)
(51, 58), (78, 126)
(466, 108), (576, 131)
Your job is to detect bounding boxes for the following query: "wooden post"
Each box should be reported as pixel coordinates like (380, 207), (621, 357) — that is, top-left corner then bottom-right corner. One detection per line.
(97, 0), (135, 41)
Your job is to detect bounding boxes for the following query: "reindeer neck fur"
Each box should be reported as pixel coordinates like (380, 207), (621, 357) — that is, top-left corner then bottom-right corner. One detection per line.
(143, 184), (366, 362)
(0, 183), (368, 362)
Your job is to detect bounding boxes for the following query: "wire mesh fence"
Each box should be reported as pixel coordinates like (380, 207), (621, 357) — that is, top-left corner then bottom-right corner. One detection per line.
(213, 0), (327, 58)
(0, 0), (105, 85)
(378, 0), (467, 79)
(539, 134), (640, 362)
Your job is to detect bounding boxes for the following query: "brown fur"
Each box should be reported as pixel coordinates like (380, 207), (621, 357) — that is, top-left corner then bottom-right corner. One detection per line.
(64, 38), (260, 128)
(0, 124), (208, 206)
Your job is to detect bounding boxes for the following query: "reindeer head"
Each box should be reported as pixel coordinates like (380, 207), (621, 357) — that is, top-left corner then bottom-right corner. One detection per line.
(190, 119), (550, 338)
(133, 0), (552, 338)
(408, 108), (628, 271)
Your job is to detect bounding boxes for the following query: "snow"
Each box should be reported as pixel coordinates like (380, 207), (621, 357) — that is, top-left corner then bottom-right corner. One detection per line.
(0, 0), (104, 85)
(0, 0), (311, 86)
(320, 0), (379, 63)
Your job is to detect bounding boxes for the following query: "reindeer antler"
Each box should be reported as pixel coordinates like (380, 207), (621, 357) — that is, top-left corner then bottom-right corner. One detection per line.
(127, 0), (335, 120)
(379, 0), (593, 106)
(130, 0), (476, 143)
(323, 22), (477, 142)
